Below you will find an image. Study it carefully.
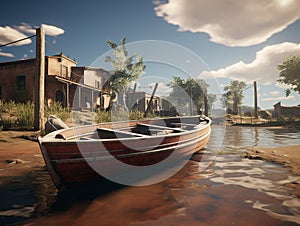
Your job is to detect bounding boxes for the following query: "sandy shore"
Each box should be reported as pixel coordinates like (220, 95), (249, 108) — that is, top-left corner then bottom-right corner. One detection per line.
(243, 145), (300, 197)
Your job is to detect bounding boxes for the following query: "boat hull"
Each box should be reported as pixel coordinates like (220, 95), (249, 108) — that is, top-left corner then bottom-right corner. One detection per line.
(39, 116), (211, 190)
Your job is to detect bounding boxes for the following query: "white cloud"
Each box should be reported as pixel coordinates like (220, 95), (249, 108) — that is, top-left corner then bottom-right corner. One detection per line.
(262, 95), (295, 102)
(0, 51), (15, 58)
(200, 42), (300, 84)
(0, 26), (32, 46)
(14, 23), (36, 35)
(144, 82), (172, 97)
(269, 90), (281, 96)
(154, 0), (300, 47)
(0, 23), (64, 47)
(41, 24), (64, 36)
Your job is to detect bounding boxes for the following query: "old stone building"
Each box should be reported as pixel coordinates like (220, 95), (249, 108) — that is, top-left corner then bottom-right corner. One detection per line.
(273, 102), (300, 117)
(0, 53), (111, 110)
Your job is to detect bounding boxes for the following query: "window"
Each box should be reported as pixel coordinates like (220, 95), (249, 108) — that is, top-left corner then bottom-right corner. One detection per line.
(16, 75), (26, 90)
(95, 80), (100, 89)
(61, 65), (68, 78)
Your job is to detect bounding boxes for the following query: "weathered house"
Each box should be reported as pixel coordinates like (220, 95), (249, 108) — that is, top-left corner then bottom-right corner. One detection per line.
(273, 102), (300, 117)
(126, 91), (161, 113)
(0, 53), (111, 110)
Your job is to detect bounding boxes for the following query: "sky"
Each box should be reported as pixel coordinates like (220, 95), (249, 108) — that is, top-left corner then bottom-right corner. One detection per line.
(1, 0), (300, 110)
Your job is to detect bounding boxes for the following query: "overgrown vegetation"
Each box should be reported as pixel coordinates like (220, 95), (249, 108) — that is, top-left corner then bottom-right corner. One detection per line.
(0, 101), (70, 130)
(95, 110), (147, 123)
(0, 100), (156, 130)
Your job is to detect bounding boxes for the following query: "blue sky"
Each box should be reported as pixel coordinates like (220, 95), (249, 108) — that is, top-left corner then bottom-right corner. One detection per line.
(1, 0), (300, 110)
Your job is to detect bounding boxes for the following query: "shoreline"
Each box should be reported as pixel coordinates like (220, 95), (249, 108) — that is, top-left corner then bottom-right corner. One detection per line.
(0, 130), (300, 224)
(243, 145), (300, 197)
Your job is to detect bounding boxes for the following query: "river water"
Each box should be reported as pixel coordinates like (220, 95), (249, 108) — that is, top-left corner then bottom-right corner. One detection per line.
(2, 125), (300, 225)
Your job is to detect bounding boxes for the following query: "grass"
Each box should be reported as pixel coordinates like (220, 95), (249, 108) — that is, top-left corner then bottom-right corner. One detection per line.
(0, 101), (157, 130)
(0, 101), (70, 130)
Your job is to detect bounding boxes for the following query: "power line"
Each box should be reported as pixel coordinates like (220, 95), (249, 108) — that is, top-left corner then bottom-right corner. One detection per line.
(45, 39), (61, 55)
(243, 84), (254, 91)
(0, 35), (36, 48)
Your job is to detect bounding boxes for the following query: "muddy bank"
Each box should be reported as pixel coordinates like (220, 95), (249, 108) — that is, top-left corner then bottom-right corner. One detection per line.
(0, 131), (57, 225)
(243, 145), (300, 197)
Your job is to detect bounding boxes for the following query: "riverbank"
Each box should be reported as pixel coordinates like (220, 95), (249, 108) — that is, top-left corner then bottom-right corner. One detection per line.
(0, 131), (57, 225)
(1, 129), (300, 225)
(243, 145), (300, 197)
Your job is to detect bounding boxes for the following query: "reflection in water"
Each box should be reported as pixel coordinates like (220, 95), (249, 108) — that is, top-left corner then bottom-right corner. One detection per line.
(2, 126), (300, 225)
(208, 125), (300, 151)
(205, 155), (300, 224)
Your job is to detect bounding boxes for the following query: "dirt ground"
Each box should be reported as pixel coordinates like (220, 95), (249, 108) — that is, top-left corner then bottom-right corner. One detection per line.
(0, 131), (57, 221)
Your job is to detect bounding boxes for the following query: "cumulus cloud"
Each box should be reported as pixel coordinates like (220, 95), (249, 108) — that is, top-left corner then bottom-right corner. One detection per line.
(154, 0), (300, 46)
(0, 26), (32, 46)
(269, 90), (281, 96)
(262, 95), (295, 102)
(153, 82), (172, 97)
(0, 51), (15, 58)
(41, 24), (64, 36)
(200, 42), (300, 84)
(0, 23), (64, 47)
(13, 22), (36, 35)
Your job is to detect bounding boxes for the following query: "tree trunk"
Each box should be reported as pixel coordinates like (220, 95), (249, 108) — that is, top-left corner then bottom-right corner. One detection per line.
(116, 89), (128, 112)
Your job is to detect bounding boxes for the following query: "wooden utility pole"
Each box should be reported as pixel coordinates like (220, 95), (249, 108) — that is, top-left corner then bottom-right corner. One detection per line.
(204, 95), (208, 116)
(254, 81), (258, 119)
(34, 27), (45, 131)
(144, 83), (158, 117)
(190, 85), (193, 115)
(128, 83), (137, 110)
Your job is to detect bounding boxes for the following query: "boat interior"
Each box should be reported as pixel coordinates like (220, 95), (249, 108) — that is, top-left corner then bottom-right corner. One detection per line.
(53, 116), (209, 141)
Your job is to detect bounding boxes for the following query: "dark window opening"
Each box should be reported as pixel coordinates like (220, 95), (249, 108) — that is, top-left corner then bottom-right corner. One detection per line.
(16, 75), (26, 90)
(55, 90), (64, 104)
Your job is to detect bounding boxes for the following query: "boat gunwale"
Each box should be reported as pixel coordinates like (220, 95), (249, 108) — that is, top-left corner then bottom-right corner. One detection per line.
(40, 116), (211, 144)
(50, 128), (211, 164)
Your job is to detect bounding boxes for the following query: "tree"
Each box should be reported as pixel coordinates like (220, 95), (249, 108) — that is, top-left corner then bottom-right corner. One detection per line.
(168, 77), (213, 115)
(277, 55), (300, 97)
(105, 38), (146, 110)
(223, 80), (246, 115)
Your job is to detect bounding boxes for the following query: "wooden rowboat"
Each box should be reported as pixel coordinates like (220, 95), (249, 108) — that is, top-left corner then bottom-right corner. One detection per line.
(38, 115), (211, 190)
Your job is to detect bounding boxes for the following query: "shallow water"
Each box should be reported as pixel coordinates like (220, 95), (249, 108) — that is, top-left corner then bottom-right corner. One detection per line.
(1, 126), (300, 225)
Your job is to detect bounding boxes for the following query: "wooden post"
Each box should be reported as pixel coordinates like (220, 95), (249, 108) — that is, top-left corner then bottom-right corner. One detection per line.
(34, 27), (45, 131)
(128, 83), (137, 110)
(189, 85), (193, 115)
(144, 83), (158, 117)
(254, 81), (258, 119)
(204, 95), (208, 116)
(66, 83), (70, 109)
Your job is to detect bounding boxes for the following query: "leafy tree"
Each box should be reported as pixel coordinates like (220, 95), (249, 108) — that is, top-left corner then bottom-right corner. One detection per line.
(207, 93), (217, 113)
(105, 38), (146, 110)
(223, 80), (246, 115)
(277, 55), (300, 97)
(168, 76), (187, 108)
(168, 76), (213, 115)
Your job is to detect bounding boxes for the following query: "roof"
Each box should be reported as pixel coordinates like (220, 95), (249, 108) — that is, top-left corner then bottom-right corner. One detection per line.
(0, 53), (77, 66)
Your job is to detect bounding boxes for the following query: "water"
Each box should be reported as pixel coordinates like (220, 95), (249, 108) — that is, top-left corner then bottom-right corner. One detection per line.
(1, 126), (300, 225)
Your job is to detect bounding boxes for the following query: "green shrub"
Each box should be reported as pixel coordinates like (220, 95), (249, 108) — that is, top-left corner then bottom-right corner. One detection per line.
(45, 102), (70, 121)
(16, 101), (34, 129)
(96, 111), (111, 123)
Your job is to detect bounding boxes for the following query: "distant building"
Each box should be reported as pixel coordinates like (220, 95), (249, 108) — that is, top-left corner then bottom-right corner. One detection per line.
(126, 91), (161, 113)
(0, 53), (111, 110)
(273, 102), (300, 117)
